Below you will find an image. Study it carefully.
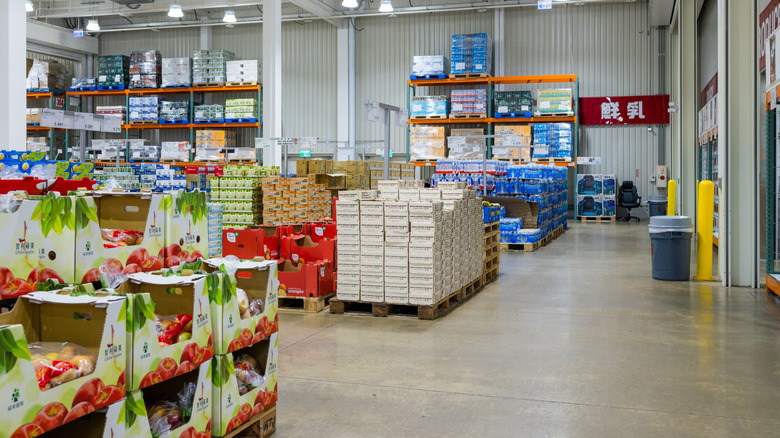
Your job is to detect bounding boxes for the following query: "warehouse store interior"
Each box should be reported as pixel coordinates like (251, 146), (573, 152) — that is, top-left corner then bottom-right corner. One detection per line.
(0, 0), (778, 436)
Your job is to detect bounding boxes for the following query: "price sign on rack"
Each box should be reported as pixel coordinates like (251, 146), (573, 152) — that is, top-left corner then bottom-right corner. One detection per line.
(100, 115), (122, 133)
(74, 113), (96, 131)
(40, 109), (65, 129)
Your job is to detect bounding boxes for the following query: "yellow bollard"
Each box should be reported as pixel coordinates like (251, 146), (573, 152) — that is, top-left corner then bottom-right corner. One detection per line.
(695, 180), (715, 280)
(667, 180), (677, 216)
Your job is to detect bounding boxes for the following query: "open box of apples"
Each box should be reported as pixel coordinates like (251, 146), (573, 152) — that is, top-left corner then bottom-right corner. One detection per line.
(199, 258), (279, 355)
(120, 272), (215, 391)
(0, 292), (126, 438)
(211, 333), (278, 436)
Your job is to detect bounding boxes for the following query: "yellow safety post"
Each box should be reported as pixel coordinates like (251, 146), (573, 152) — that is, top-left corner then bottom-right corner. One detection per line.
(695, 180), (715, 280)
(667, 180), (677, 216)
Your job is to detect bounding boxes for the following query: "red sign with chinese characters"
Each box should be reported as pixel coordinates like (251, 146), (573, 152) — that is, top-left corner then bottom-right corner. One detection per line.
(578, 95), (670, 125)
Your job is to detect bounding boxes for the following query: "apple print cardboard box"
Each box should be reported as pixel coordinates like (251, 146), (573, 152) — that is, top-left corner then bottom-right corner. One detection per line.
(211, 333), (278, 436)
(75, 192), (172, 284)
(0, 194), (78, 294)
(200, 258), (278, 355)
(121, 272), (216, 391)
(0, 292), (127, 437)
(165, 190), (209, 267)
(43, 398), (147, 438)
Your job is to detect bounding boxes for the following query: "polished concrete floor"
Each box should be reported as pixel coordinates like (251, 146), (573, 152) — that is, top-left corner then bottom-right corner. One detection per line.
(275, 223), (780, 437)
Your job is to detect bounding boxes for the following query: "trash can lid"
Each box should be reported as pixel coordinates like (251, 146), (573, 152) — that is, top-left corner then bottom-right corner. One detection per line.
(648, 195), (667, 203)
(649, 215), (692, 230)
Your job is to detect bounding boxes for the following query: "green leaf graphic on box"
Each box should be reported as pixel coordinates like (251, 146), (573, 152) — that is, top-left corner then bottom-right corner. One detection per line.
(116, 400), (126, 425)
(0, 329), (31, 376)
(118, 300), (127, 323)
(211, 358), (221, 388)
(126, 392), (147, 429)
(30, 200), (43, 221)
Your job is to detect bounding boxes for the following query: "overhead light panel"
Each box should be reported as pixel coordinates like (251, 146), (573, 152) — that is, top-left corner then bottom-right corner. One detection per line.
(342, 0), (359, 9)
(25, 0), (33, 12)
(168, 4), (183, 18)
(86, 18), (100, 31)
(223, 10), (237, 23)
(379, 0), (393, 12)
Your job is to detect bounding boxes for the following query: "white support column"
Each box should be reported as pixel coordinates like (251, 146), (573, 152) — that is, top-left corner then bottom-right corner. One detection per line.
(336, 24), (355, 161)
(720, 0), (757, 287)
(263, 0), (283, 167)
(1, 2), (27, 150)
(494, 8), (505, 85)
(679, 0), (697, 218)
(200, 26), (212, 50)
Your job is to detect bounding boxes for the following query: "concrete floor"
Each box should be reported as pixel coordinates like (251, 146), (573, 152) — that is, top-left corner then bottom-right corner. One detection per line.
(275, 223), (780, 437)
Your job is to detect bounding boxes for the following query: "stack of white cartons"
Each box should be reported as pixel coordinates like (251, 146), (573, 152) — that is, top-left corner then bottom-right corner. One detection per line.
(335, 182), (483, 307)
(226, 60), (260, 84)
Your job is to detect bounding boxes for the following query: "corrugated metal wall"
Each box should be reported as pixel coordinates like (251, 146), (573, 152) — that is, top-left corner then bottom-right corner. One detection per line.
(98, 22), (338, 144)
(505, 2), (660, 198)
(355, 11), (495, 151)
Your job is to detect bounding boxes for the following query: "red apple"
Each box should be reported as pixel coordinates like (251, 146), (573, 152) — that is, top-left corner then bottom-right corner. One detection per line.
(226, 417), (242, 433)
(80, 268), (100, 284)
(177, 250), (189, 261)
(205, 419), (212, 435)
(92, 385), (122, 410)
(72, 377), (105, 407)
(126, 248), (149, 267)
(228, 339), (244, 353)
(163, 255), (181, 268)
(175, 360), (195, 376)
(254, 390), (266, 409)
(255, 316), (269, 335)
(180, 343), (199, 364)
(208, 334), (213, 348)
(0, 278), (35, 299)
(33, 402), (68, 432)
(178, 426), (197, 438)
(265, 321), (278, 338)
(239, 328), (253, 347)
(27, 267), (64, 285)
(10, 423), (45, 438)
(117, 370), (125, 390)
(122, 264), (143, 275)
(195, 432), (211, 438)
(159, 244), (182, 260)
(252, 332), (264, 344)
(200, 346), (213, 362)
(64, 402), (95, 424)
(186, 251), (203, 263)
(237, 403), (252, 423)
(156, 357), (178, 380)
(99, 258), (124, 275)
(141, 256), (163, 272)
(0, 267), (14, 286)
(251, 403), (263, 417)
(139, 371), (163, 389)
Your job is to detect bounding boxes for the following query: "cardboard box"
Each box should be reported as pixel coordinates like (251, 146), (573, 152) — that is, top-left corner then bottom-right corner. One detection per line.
(399, 189), (420, 201)
(577, 174), (603, 195)
(577, 195), (602, 217)
(200, 259), (279, 355)
(211, 335), (278, 436)
(280, 236), (336, 265)
(0, 292), (127, 437)
(337, 280), (360, 301)
(44, 397), (145, 437)
(75, 193), (170, 283)
(276, 259), (333, 298)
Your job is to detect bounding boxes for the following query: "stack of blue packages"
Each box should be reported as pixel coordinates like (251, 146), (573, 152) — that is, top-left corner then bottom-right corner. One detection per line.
(450, 33), (493, 75)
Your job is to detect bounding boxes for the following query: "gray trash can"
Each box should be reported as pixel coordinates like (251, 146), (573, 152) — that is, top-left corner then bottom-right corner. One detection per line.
(649, 216), (693, 281)
(648, 195), (668, 217)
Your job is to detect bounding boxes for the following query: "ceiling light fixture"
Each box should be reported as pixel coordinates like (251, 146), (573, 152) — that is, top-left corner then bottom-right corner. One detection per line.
(477, 7), (487, 12)
(86, 18), (100, 32)
(223, 10), (237, 23)
(342, 0), (359, 8)
(25, 0), (33, 12)
(168, 4), (183, 18)
(379, 0), (393, 13)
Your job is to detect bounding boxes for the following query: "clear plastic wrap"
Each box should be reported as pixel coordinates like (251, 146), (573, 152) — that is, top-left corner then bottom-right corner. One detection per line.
(0, 165), (24, 180)
(236, 287), (264, 320)
(233, 354), (265, 396)
(29, 163), (56, 180)
(102, 177), (123, 191)
(177, 382), (196, 422)
(0, 194), (22, 213)
(148, 400), (184, 437)
(29, 342), (97, 390)
(154, 313), (194, 347)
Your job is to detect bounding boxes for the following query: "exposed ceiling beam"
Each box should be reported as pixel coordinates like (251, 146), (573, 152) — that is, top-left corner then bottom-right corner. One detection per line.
(27, 19), (99, 54)
(32, 1), (266, 19)
(287, 0), (347, 26)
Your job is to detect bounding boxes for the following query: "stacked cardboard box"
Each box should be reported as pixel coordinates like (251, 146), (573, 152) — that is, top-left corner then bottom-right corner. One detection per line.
(195, 104), (225, 122)
(261, 176), (332, 225)
(162, 57), (192, 87)
(411, 55), (448, 77)
(296, 159), (333, 176)
(333, 160), (371, 189)
(448, 128), (485, 159)
(129, 50), (162, 89)
(335, 182), (483, 305)
(225, 98), (257, 120)
(26, 59), (70, 90)
(97, 55), (130, 88)
(532, 123), (572, 160)
(207, 203), (224, 257)
(368, 162), (415, 189)
(195, 130), (236, 161)
(536, 89), (573, 115)
(494, 125), (532, 161)
(129, 96), (161, 123)
(410, 95), (449, 117)
(193, 49), (235, 85)
(576, 173), (615, 218)
(70, 77), (96, 90)
(450, 33), (493, 76)
(210, 176), (262, 227)
(160, 100), (189, 123)
(96, 105), (126, 124)
(450, 89), (487, 117)
(494, 91), (534, 115)
(410, 126), (447, 161)
(226, 59), (260, 83)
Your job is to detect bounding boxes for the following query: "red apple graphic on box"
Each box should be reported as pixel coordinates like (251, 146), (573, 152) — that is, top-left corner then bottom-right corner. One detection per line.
(139, 371), (163, 389)
(73, 377), (105, 407)
(10, 423), (45, 438)
(156, 357), (178, 380)
(226, 417), (242, 433)
(126, 248), (149, 267)
(64, 402), (95, 424)
(178, 426), (197, 438)
(92, 385), (122, 410)
(237, 403), (252, 423)
(33, 402), (68, 432)
(175, 360), (195, 376)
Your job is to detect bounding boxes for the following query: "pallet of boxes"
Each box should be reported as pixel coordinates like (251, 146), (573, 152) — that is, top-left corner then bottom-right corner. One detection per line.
(261, 175), (332, 225)
(330, 180), (486, 320)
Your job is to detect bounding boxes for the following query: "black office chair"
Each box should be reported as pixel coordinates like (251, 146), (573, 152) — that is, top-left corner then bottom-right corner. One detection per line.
(582, 196), (596, 215)
(618, 181), (641, 222)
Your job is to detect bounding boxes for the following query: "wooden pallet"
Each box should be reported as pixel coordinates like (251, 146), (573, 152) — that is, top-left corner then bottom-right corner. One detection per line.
(535, 111), (575, 117)
(484, 251), (500, 270)
(579, 216), (616, 223)
(448, 73), (490, 79)
(410, 114), (448, 120)
(484, 221), (499, 234)
(483, 265), (499, 284)
(278, 291), (335, 313)
(194, 82), (225, 87)
(449, 114), (488, 119)
(226, 81), (259, 87)
(225, 404), (276, 438)
(129, 120), (157, 125)
(330, 277), (484, 320)
(411, 159), (440, 165)
(484, 233), (499, 248)
(501, 226), (564, 252)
